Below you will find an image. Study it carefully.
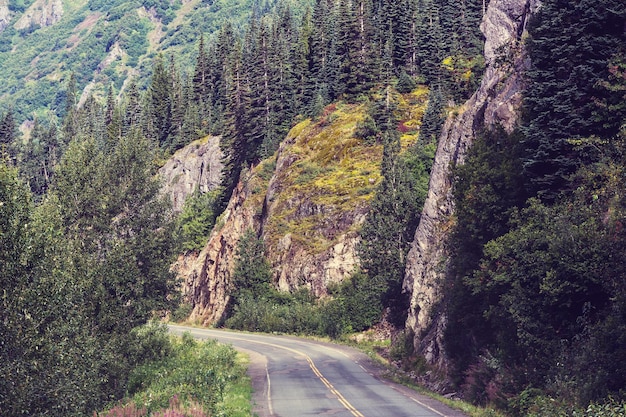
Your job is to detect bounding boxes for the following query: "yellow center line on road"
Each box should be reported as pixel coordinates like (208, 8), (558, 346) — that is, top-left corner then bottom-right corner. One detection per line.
(184, 329), (365, 417)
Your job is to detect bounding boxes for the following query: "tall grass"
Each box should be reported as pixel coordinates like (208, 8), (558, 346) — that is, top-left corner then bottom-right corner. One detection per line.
(98, 331), (252, 417)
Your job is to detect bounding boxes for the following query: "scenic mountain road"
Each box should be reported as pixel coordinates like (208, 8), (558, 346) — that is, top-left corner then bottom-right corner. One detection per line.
(168, 325), (467, 417)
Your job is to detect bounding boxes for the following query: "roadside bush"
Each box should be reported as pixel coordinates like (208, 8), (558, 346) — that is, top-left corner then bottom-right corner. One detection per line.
(225, 294), (324, 335)
(126, 323), (172, 365)
(126, 333), (246, 415)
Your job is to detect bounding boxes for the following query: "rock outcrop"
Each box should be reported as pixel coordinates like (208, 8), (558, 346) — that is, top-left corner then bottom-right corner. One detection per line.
(402, 0), (540, 372)
(14, 0), (63, 31)
(159, 136), (223, 213)
(0, 0), (11, 34)
(178, 104), (387, 324)
(261, 125), (370, 296)
(179, 176), (259, 325)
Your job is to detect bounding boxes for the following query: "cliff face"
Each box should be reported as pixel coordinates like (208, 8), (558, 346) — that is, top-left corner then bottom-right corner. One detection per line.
(402, 0), (540, 371)
(178, 176), (260, 325)
(0, 0), (10, 33)
(177, 103), (404, 324)
(14, 0), (63, 31)
(159, 136), (223, 213)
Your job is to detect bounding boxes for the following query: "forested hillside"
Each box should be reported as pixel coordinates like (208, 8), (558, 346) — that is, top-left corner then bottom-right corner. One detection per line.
(0, 0), (311, 123)
(1, 0), (626, 416)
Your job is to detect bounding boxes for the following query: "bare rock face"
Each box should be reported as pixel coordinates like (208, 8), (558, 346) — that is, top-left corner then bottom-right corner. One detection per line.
(159, 136), (223, 213)
(179, 108), (375, 325)
(178, 178), (259, 325)
(402, 0), (540, 372)
(14, 0), (63, 31)
(0, 0), (11, 33)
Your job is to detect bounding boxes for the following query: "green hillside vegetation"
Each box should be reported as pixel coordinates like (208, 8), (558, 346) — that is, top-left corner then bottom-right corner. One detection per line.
(0, 0), (314, 122)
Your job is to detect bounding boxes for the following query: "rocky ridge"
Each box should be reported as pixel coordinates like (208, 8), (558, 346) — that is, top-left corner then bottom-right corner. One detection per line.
(402, 0), (540, 376)
(14, 0), (63, 31)
(159, 135), (223, 213)
(0, 0), (10, 33)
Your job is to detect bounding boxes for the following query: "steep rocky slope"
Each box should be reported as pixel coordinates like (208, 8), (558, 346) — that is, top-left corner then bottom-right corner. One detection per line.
(177, 98), (427, 325)
(180, 104), (383, 324)
(402, 0), (540, 372)
(0, 1), (11, 32)
(159, 135), (223, 213)
(14, 0), (63, 31)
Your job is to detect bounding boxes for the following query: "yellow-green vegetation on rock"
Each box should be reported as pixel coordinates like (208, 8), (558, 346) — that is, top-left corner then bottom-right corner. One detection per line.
(263, 102), (384, 256)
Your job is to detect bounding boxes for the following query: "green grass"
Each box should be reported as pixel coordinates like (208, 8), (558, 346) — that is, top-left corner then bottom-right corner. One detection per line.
(98, 331), (252, 417)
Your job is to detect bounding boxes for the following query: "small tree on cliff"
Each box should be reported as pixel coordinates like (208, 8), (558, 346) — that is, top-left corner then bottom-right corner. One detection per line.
(230, 228), (273, 303)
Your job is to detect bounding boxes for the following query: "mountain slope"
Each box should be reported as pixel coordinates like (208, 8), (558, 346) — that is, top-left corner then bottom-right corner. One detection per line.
(176, 95), (428, 325)
(0, 0), (310, 125)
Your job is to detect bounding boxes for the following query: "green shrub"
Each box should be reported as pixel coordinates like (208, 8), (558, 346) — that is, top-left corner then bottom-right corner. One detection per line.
(127, 333), (247, 415)
(170, 302), (193, 322)
(585, 398), (626, 417)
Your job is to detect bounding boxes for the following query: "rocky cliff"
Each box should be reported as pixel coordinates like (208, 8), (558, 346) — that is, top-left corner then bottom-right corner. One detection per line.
(402, 0), (540, 372)
(159, 136), (223, 213)
(0, 0), (10, 33)
(14, 0), (63, 31)
(176, 101), (429, 324)
(178, 174), (260, 325)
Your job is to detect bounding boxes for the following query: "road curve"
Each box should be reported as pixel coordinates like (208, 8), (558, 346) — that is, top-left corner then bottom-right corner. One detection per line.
(168, 325), (467, 417)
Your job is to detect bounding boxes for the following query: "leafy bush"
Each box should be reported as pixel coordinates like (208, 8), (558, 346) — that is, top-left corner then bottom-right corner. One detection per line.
(513, 395), (626, 417)
(225, 294), (324, 335)
(126, 333), (248, 415)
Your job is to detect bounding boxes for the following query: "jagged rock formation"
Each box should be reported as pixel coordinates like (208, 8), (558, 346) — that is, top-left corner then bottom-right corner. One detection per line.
(178, 105), (386, 324)
(159, 136), (223, 213)
(178, 177), (259, 324)
(14, 0), (63, 31)
(0, 0), (11, 33)
(402, 0), (540, 372)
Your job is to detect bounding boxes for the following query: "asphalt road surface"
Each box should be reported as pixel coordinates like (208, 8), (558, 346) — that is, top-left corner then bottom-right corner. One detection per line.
(168, 325), (468, 417)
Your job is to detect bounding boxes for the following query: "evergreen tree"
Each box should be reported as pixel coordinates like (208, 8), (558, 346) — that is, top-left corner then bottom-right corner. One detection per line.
(218, 41), (247, 213)
(418, 87), (445, 143)
(192, 35), (210, 115)
(522, 0), (626, 201)
(123, 81), (142, 135)
(230, 228), (273, 303)
(60, 73), (79, 146)
(0, 109), (16, 162)
(309, 0), (334, 105)
(148, 55), (173, 148)
(335, 0), (361, 97)
(105, 90), (123, 149)
(292, 7), (315, 116)
(358, 90), (431, 325)
(415, 0), (445, 86)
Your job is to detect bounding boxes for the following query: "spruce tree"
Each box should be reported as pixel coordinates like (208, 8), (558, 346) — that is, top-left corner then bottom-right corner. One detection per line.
(122, 81), (142, 135)
(0, 109), (16, 162)
(522, 0), (626, 201)
(148, 55), (173, 148)
(358, 90), (427, 325)
(419, 87), (445, 143)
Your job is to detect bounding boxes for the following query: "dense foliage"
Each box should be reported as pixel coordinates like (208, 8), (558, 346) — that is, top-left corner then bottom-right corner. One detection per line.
(444, 0), (626, 414)
(0, 134), (178, 415)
